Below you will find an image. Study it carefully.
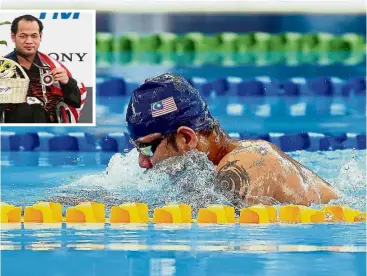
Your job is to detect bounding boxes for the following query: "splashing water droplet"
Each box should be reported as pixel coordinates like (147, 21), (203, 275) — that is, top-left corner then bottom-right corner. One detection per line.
(46, 148), (365, 214)
(50, 149), (235, 215)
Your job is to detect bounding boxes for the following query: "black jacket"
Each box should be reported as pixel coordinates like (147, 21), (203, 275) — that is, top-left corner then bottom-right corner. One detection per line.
(4, 50), (81, 108)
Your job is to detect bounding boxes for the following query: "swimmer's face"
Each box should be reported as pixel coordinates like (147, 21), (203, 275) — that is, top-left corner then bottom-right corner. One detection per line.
(11, 20), (42, 57)
(133, 127), (199, 169)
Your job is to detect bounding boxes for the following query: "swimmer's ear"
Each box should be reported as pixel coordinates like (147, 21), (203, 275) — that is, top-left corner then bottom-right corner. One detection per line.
(177, 126), (198, 149)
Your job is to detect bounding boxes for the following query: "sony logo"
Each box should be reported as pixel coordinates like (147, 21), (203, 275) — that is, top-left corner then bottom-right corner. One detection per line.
(48, 53), (88, 62)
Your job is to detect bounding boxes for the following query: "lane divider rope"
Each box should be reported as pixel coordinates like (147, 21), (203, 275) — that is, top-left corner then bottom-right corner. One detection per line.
(1, 201), (365, 225)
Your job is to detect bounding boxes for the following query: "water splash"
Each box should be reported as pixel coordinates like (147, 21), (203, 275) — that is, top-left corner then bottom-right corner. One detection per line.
(327, 150), (366, 211)
(50, 149), (232, 214)
(291, 149), (366, 211)
(48, 148), (366, 214)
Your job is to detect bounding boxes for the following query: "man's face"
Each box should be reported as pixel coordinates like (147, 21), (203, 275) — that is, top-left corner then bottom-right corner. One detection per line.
(11, 20), (42, 57)
(133, 133), (187, 169)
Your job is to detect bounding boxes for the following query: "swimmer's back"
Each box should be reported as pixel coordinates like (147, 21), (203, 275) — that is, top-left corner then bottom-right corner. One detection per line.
(215, 140), (339, 206)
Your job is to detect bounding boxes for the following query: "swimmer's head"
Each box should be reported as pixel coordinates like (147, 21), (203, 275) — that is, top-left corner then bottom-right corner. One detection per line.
(126, 73), (215, 140)
(126, 73), (218, 168)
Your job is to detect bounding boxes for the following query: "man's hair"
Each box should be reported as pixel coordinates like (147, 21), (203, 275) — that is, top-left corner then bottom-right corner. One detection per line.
(11, 15), (44, 34)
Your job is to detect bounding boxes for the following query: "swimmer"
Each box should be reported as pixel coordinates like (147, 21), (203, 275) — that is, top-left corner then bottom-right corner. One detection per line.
(126, 73), (339, 206)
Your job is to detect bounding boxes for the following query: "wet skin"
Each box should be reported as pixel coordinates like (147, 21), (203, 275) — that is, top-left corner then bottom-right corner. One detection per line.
(135, 127), (340, 207)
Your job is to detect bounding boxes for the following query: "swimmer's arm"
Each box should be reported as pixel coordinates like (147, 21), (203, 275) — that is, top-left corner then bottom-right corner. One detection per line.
(243, 150), (312, 206)
(215, 144), (326, 206)
(214, 151), (290, 205)
(269, 144), (340, 203)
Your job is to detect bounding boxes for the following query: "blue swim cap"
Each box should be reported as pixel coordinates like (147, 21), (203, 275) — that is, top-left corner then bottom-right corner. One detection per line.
(126, 73), (215, 140)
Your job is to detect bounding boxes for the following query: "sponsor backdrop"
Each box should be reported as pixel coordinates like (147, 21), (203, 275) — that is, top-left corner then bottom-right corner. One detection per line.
(0, 10), (95, 87)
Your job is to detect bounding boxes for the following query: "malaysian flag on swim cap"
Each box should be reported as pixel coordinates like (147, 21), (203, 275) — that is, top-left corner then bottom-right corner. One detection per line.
(151, 97), (178, 117)
(126, 73), (215, 140)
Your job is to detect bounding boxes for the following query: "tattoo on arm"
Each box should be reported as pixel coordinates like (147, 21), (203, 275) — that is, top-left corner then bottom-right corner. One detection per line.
(214, 160), (250, 199)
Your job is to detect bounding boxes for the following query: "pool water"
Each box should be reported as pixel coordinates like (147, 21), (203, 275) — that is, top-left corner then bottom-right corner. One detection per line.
(1, 223), (366, 276)
(1, 76), (366, 276)
(1, 148), (366, 211)
(1, 42), (366, 276)
(1, 147), (366, 276)
(96, 95), (366, 134)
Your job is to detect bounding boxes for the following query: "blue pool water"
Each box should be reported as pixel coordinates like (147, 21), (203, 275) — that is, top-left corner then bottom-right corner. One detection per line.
(1, 223), (366, 276)
(97, 95), (366, 134)
(1, 148), (366, 210)
(1, 89), (366, 276)
(1, 52), (366, 276)
(1, 147), (366, 275)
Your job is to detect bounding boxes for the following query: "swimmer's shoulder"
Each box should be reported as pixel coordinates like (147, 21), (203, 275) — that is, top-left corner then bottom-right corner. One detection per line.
(216, 139), (278, 173)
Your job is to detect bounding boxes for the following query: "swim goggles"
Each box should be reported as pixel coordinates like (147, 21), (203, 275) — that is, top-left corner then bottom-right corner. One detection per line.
(129, 135), (167, 157)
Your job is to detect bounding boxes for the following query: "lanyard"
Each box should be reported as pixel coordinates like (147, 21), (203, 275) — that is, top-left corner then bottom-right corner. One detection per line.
(39, 66), (48, 104)
(15, 50), (50, 70)
(15, 50), (51, 104)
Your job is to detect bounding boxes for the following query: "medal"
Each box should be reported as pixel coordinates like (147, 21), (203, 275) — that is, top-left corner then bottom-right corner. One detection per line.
(41, 72), (54, 86)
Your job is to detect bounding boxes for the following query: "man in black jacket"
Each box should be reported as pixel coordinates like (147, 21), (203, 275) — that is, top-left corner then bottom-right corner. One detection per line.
(3, 14), (83, 123)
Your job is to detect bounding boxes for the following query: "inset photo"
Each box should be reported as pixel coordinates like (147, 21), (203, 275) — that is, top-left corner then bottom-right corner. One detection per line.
(0, 10), (95, 125)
